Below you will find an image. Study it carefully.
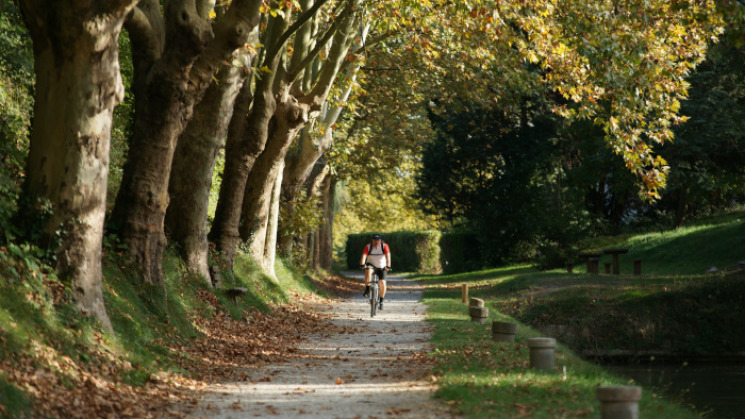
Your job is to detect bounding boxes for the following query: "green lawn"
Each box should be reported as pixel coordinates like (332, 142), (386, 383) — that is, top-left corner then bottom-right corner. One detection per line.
(417, 211), (745, 418)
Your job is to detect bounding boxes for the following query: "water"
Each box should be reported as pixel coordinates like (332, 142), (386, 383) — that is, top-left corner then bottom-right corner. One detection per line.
(605, 362), (745, 418)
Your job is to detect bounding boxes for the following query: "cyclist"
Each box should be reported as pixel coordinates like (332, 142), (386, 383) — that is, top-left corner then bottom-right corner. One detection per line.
(359, 234), (391, 309)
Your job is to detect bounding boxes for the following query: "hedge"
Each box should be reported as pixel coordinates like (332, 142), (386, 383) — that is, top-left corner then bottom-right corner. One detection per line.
(346, 231), (442, 273)
(438, 230), (483, 274)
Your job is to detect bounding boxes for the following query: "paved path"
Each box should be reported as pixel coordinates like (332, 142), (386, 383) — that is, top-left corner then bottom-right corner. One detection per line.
(189, 272), (456, 418)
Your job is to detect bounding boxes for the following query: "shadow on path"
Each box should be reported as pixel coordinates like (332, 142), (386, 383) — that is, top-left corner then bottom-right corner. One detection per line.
(188, 273), (457, 418)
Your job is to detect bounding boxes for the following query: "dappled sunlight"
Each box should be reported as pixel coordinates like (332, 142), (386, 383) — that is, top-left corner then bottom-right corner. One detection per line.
(209, 380), (435, 400)
(187, 272), (455, 418)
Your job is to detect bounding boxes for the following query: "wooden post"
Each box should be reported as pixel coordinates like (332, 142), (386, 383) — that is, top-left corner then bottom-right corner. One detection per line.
(590, 257), (600, 275)
(604, 262), (611, 274)
(462, 284), (468, 304)
(633, 259), (642, 276)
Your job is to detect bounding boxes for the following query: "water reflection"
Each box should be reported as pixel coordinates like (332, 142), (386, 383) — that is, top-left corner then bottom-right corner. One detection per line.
(605, 362), (745, 419)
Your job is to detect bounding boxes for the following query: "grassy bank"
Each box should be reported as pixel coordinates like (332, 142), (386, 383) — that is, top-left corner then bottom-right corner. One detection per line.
(575, 211), (745, 275)
(0, 243), (325, 418)
(425, 295), (699, 418)
(417, 212), (745, 417)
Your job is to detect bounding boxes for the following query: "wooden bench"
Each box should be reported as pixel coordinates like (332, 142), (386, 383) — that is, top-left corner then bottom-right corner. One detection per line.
(578, 252), (603, 275)
(603, 248), (629, 275)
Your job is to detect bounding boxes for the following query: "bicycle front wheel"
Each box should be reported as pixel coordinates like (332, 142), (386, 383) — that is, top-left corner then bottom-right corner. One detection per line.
(370, 285), (378, 317)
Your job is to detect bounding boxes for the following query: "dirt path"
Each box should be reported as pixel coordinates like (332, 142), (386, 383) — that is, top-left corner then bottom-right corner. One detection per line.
(188, 273), (456, 419)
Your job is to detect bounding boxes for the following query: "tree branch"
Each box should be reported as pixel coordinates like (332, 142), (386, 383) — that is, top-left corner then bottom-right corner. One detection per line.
(288, 0), (356, 85)
(265, 0), (333, 67)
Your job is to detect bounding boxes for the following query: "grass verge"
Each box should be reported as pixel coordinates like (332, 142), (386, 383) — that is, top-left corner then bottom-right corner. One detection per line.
(424, 293), (700, 418)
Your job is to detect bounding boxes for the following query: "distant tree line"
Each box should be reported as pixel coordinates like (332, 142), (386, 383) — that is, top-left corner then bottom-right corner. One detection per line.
(416, 37), (745, 268)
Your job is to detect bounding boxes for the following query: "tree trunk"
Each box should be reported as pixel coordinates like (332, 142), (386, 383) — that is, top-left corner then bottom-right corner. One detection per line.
(279, 155), (329, 256)
(240, 90), (311, 265)
(241, 3), (360, 267)
(263, 160), (285, 275)
(209, 77), (277, 266)
(17, 0), (137, 331)
(112, 0), (261, 286)
(317, 173), (335, 270)
(209, 13), (290, 268)
(165, 63), (247, 282)
(282, 21), (368, 201)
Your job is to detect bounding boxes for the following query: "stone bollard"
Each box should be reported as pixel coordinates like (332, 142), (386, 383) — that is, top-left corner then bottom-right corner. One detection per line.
(633, 259), (642, 276)
(468, 306), (489, 324)
(596, 385), (642, 419)
(469, 298), (484, 307)
(492, 321), (516, 342)
(527, 337), (556, 371)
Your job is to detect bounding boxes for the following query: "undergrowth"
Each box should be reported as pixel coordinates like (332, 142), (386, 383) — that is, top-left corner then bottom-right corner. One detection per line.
(0, 242), (320, 418)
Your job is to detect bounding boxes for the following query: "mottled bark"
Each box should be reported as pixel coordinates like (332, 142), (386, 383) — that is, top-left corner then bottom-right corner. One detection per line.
(241, 1), (360, 267)
(111, 0), (262, 285)
(17, 0), (138, 330)
(208, 13), (290, 268)
(263, 160), (285, 275)
(281, 22), (368, 205)
(165, 62), (248, 281)
(316, 174), (335, 269)
(241, 90), (312, 264)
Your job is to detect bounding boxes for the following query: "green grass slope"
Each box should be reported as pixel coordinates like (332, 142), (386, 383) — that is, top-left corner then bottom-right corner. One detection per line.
(416, 211), (745, 418)
(0, 243), (321, 418)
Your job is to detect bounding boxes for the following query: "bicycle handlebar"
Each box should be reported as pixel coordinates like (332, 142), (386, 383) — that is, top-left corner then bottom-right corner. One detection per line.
(361, 263), (392, 271)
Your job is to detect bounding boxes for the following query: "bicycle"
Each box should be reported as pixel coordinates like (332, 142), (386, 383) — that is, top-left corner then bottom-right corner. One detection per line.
(363, 263), (390, 317)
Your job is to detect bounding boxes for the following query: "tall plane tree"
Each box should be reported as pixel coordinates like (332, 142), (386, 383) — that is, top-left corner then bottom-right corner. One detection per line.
(239, 0), (362, 272)
(16, 0), (138, 330)
(209, 0), (332, 269)
(110, 0), (262, 286)
(210, 0), (360, 271)
(279, 22), (369, 256)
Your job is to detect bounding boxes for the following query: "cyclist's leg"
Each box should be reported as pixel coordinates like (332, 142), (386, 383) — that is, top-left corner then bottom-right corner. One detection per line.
(364, 268), (372, 296)
(364, 268), (371, 286)
(378, 268), (387, 298)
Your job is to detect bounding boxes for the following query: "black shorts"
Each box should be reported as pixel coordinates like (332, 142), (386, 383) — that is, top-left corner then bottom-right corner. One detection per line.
(371, 267), (386, 281)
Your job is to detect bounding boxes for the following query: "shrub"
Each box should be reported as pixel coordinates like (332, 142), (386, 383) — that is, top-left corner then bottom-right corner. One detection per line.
(346, 231), (441, 273)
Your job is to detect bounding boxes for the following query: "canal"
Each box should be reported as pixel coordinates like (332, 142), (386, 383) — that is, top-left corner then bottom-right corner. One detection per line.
(605, 362), (745, 418)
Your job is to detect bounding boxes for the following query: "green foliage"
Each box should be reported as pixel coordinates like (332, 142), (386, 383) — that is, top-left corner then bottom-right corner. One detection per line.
(438, 230), (483, 274)
(279, 189), (324, 267)
(346, 230), (441, 273)
(417, 98), (598, 268)
(332, 166), (445, 265)
(0, 1), (33, 246)
(108, 32), (134, 207)
(208, 148), (225, 222)
(650, 36), (745, 226)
